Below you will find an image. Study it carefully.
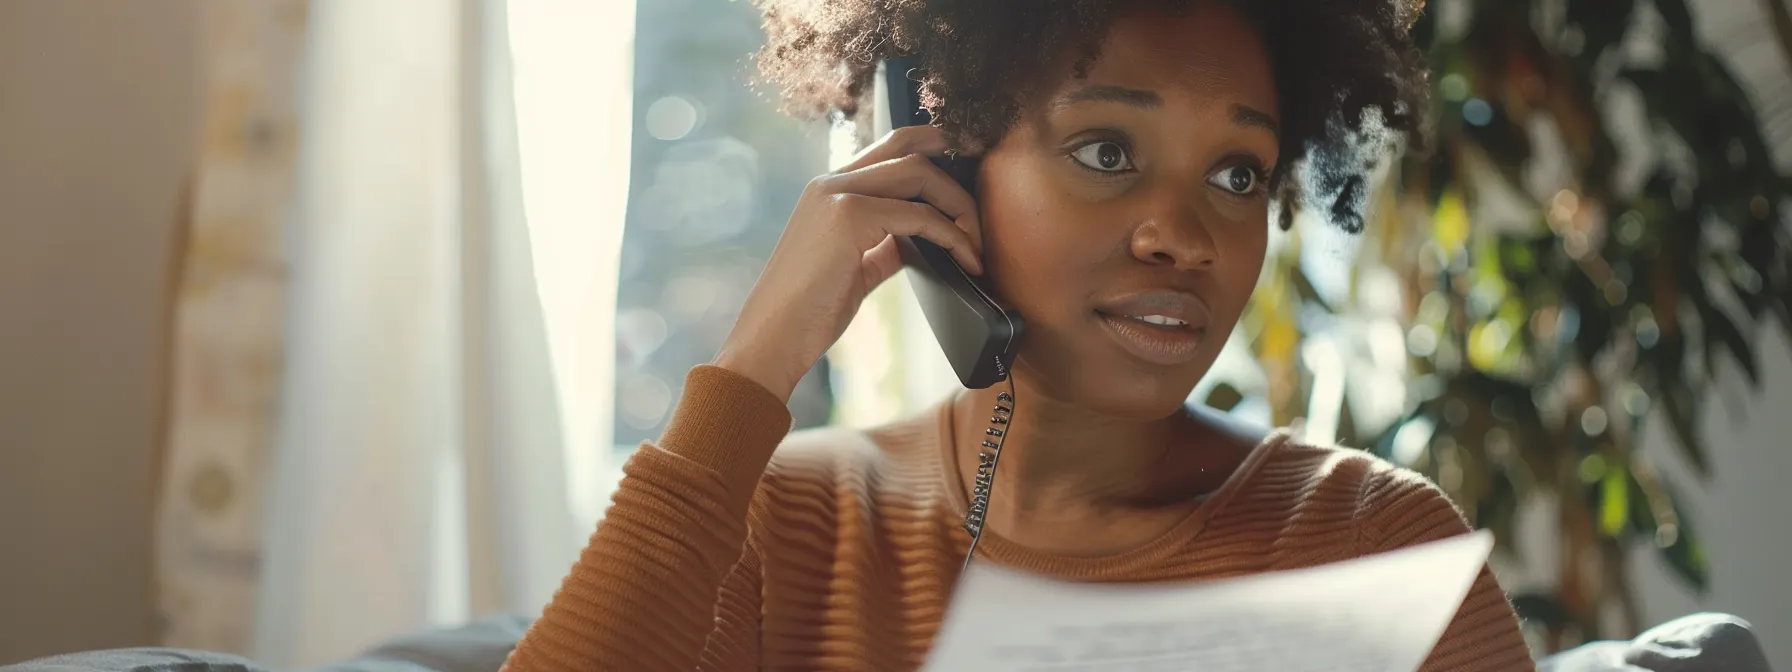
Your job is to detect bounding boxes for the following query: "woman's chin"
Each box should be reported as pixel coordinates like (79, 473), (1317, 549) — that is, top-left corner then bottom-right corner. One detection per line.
(1087, 385), (1200, 420)
(1029, 366), (1205, 421)
(1010, 341), (1216, 419)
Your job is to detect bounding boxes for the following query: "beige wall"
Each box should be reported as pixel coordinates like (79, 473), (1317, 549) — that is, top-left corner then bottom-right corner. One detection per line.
(0, 0), (201, 662)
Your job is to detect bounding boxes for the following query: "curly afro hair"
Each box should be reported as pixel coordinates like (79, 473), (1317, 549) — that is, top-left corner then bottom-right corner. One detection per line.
(753, 0), (1430, 232)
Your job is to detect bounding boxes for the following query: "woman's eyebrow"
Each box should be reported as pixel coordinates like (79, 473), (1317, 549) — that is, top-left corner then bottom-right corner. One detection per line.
(1053, 86), (1278, 135)
(1052, 84), (1163, 111)
(1233, 104), (1278, 134)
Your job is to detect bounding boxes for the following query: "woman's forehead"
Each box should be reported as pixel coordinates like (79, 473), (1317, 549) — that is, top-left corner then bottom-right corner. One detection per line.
(1048, 3), (1278, 118)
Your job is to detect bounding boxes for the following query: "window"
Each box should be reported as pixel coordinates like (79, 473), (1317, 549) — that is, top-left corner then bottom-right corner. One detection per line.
(610, 0), (836, 455)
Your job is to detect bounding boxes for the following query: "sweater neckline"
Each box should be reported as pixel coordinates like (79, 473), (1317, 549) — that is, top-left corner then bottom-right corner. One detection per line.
(931, 397), (1292, 579)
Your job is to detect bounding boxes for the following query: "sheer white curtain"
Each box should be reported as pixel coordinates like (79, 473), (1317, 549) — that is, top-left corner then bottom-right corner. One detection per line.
(253, 0), (632, 666)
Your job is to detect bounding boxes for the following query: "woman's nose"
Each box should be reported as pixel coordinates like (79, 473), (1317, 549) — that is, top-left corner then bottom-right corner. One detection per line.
(1128, 190), (1218, 271)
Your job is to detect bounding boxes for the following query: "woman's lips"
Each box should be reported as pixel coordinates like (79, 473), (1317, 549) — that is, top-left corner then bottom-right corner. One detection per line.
(1094, 310), (1209, 366)
(1091, 290), (1214, 366)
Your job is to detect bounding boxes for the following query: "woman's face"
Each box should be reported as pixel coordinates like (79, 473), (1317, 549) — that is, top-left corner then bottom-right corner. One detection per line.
(979, 1), (1277, 420)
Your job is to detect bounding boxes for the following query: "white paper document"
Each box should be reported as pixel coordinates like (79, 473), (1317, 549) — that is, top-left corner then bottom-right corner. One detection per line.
(923, 531), (1494, 672)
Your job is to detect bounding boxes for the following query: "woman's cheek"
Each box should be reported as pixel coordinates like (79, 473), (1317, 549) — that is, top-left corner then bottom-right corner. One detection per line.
(991, 217), (1082, 317)
(1214, 212), (1271, 313)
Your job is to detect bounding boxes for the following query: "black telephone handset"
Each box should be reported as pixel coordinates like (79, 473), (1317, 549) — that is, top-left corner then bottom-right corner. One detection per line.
(883, 57), (1026, 390)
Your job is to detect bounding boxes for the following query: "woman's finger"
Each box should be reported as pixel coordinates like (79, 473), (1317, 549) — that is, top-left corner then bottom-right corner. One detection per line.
(860, 235), (904, 289)
(831, 194), (983, 274)
(827, 153), (982, 252)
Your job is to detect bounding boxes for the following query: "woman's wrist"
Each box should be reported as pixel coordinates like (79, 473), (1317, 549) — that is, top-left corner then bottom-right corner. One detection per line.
(711, 344), (801, 404)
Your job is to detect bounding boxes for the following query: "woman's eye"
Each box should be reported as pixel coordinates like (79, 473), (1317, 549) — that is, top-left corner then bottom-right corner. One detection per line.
(1208, 164), (1262, 195)
(1070, 141), (1134, 173)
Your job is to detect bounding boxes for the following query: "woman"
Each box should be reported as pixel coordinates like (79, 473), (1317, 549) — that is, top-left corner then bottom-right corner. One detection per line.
(507, 0), (1531, 669)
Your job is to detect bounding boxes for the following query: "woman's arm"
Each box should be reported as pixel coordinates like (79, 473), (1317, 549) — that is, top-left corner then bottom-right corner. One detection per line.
(505, 124), (979, 671)
(502, 366), (783, 672)
(1356, 463), (1536, 672)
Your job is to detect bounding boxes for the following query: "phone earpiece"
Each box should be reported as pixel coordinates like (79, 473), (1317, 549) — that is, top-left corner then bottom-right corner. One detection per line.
(929, 155), (980, 195)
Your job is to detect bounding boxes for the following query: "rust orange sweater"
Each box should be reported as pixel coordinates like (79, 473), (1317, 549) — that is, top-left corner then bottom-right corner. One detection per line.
(504, 366), (1533, 670)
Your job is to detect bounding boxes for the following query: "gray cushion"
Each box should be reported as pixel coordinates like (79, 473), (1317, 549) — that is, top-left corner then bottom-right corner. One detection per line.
(0, 615), (530, 672)
(1, 648), (273, 672)
(1539, 613), (1772, 672)
(300, 614), (531, 672)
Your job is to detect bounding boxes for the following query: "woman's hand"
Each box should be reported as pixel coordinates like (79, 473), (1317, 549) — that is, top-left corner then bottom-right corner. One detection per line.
(714, 124), (983, 402)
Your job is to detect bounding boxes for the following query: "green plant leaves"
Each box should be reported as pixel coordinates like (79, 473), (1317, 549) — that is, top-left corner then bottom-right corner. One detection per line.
(1265, 0), (1787, 643)
(1657, 488), (1710, 592)
(1650, 0), (1697, 51)
(1204, 383), (1243, 413)
(1701, 304), (1761, 388)
(1479, 467), (1522, 552)
(1659, 382), (1710, 476)
(1599, 462), (1629, 538)
(1512, 592), (1573, 631)
(1564, 0), (1636, 67)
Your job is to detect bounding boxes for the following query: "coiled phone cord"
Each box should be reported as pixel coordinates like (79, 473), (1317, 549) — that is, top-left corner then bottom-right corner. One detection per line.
(959, 359), (1016, 575)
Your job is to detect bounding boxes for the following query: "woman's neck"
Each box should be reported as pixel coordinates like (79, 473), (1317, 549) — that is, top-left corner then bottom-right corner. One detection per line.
(948, 373), (1246, 556)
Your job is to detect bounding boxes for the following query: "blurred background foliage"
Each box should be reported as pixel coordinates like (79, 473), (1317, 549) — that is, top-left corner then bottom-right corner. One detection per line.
(1228, 0), (1792, 652)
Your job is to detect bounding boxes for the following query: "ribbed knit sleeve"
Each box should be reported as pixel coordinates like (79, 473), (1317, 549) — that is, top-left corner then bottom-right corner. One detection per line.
(503, 365), (791, 672)
(1356, 463), (1535, 671)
